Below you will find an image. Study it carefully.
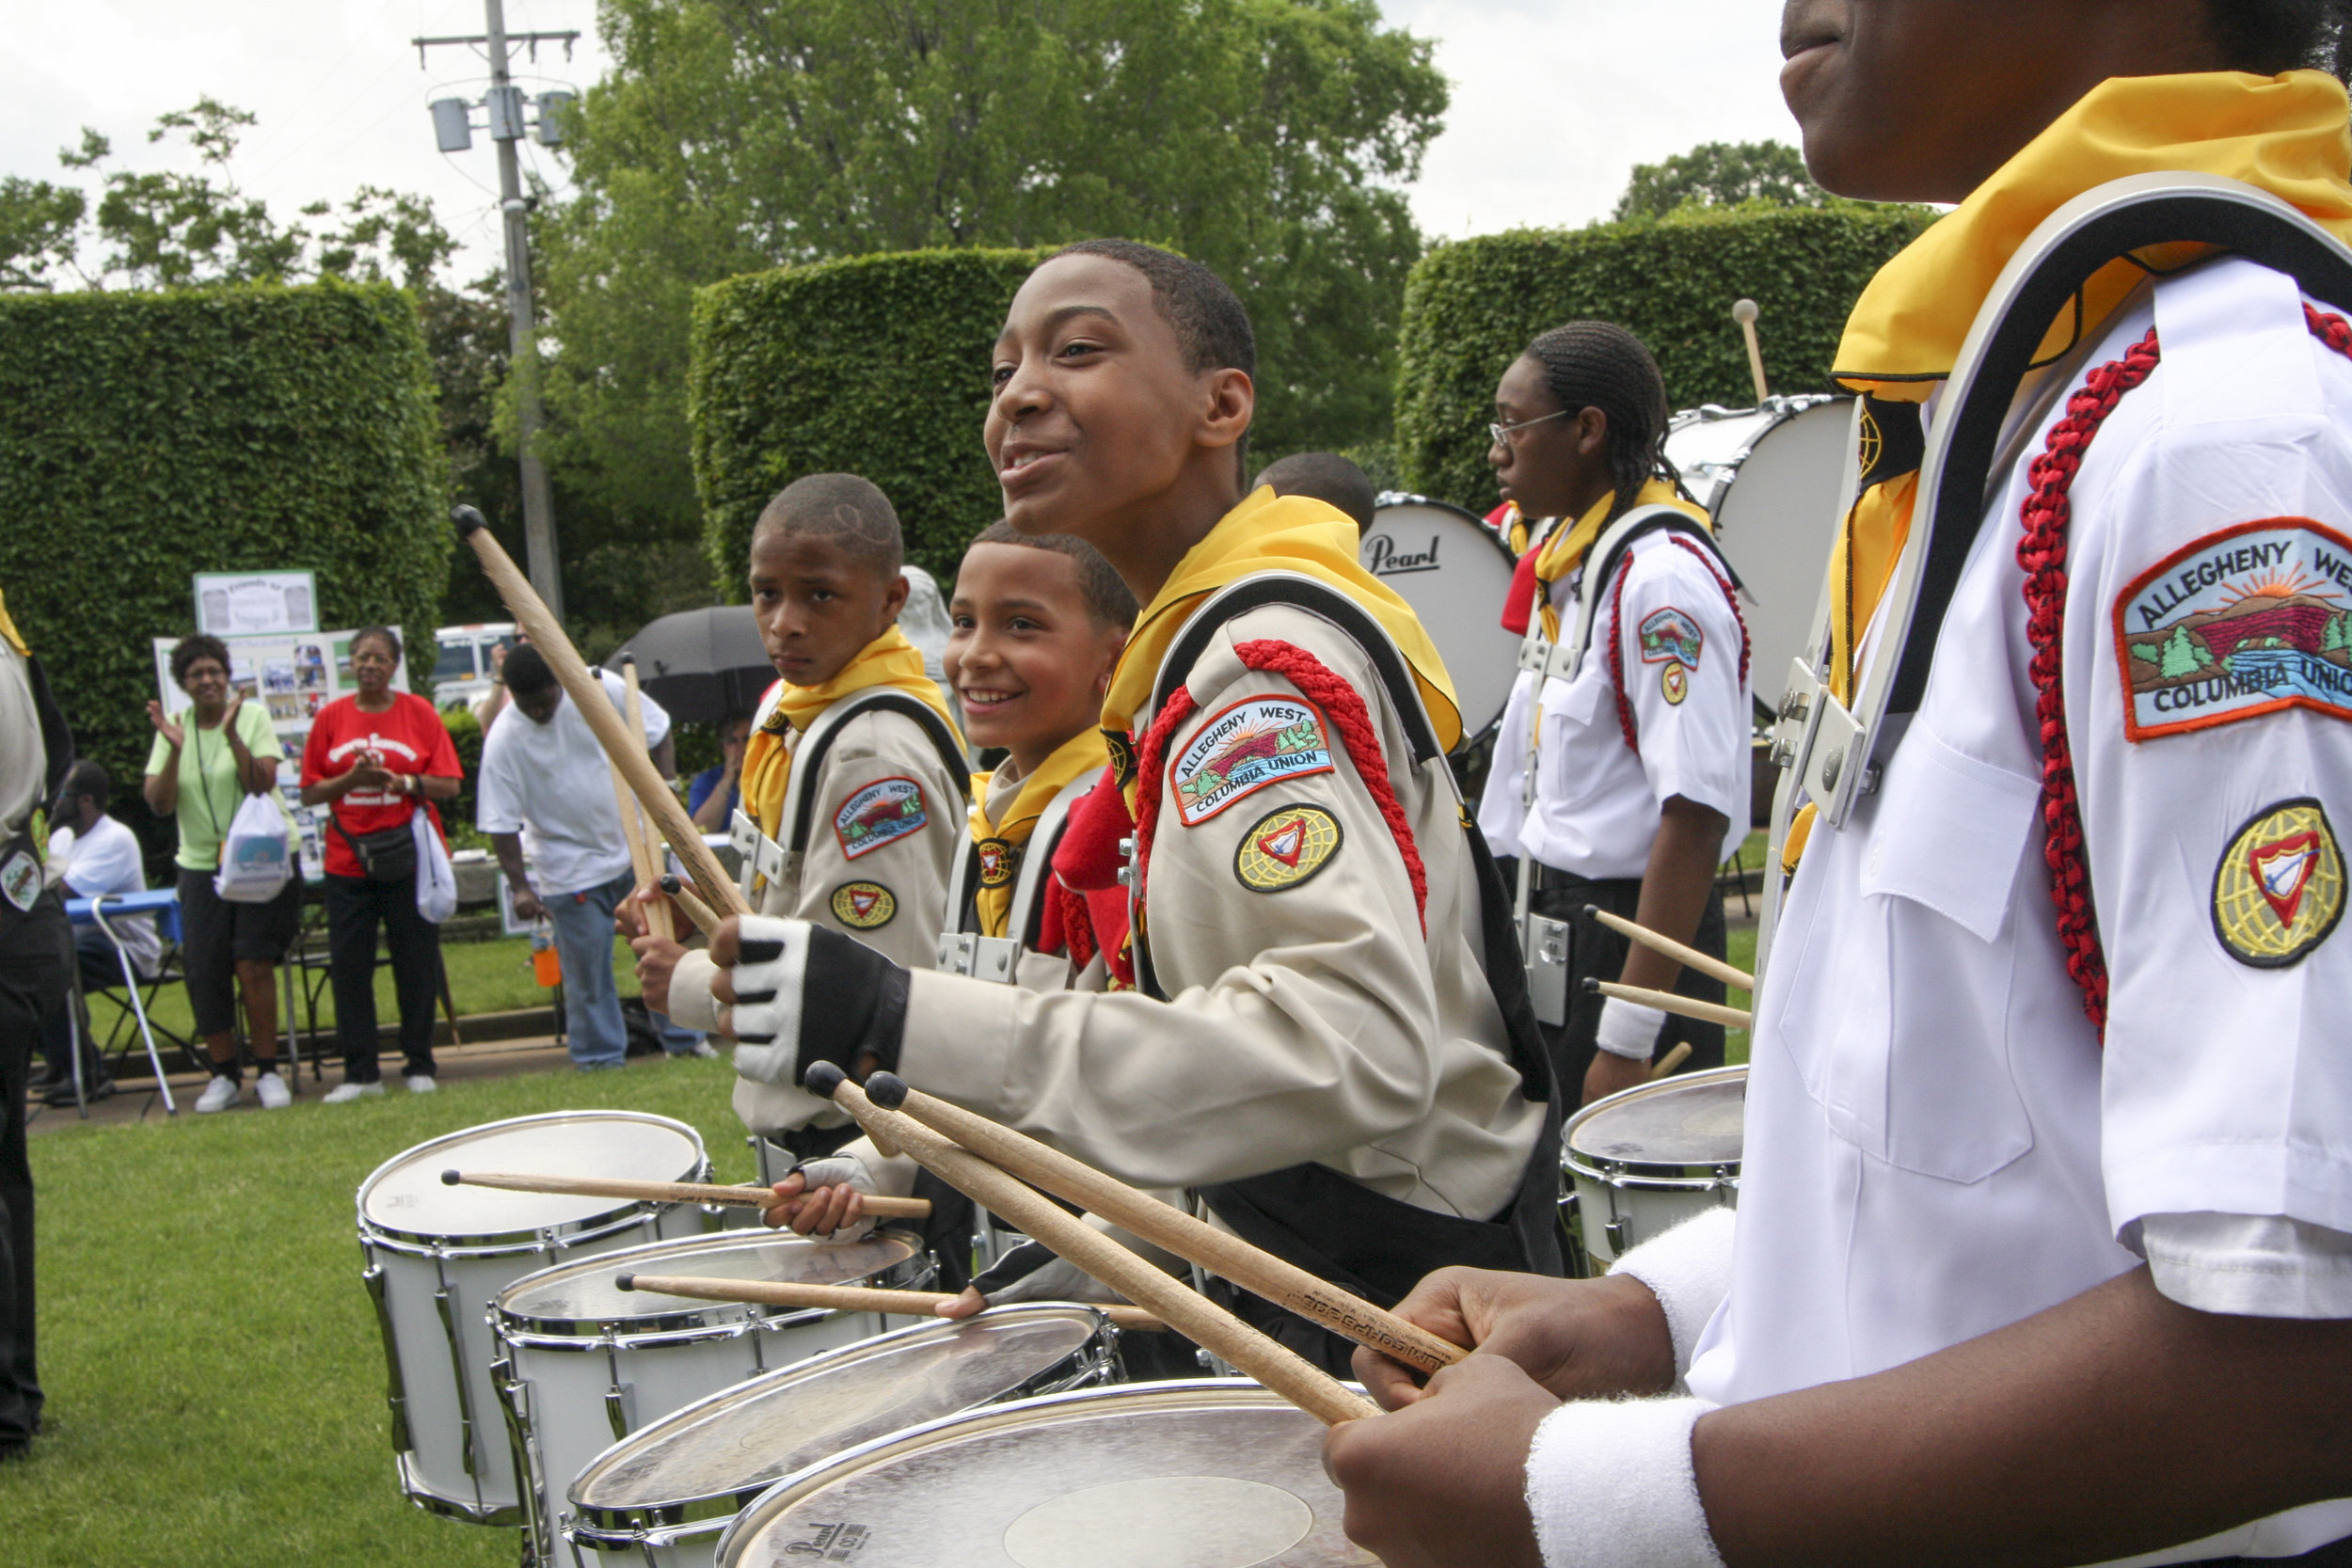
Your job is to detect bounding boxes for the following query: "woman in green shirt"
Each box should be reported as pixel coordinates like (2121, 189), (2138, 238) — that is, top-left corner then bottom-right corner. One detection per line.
(143, 635), (300, 1113)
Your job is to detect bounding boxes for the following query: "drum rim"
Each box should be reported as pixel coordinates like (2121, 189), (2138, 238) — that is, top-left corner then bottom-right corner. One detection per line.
(355, 1109), (707, 1248)
(566, 1303), (1115, 1528)
(492, 1225), (929, 1338)
(1561, 1064), (1748, 1179)
(1364, 496), (1518, 565)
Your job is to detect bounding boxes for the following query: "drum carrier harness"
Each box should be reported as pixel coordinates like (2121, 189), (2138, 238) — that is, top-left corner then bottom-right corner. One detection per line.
(936, 770), (1099, 985)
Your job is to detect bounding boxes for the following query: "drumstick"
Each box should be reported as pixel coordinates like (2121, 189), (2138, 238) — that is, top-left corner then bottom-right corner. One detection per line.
(806, 1064), (1381, 1426)
(1582, 906), (1754, 990)
(453, 506), (746, 919)
(613, 1273), (1167, 1333)
(658, 874), (720, 938)
(1648, 1041), (1694, 1081)
(1586, 978), (1753, 1029)
(866, 1073), (1465, 1377)
(616, 655), (675, 942)
(1733, 297), (1769, 404)
(438, 1168), (931, 1218)
(602, 732), (673, 943)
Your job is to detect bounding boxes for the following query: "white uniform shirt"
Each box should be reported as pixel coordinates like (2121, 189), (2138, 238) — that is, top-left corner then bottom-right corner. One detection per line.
(49, 816), (159, 976)
(475, 669), (671, 897)
(1688, 258), (2352, 1561)
(1478, 532), (1751, 877)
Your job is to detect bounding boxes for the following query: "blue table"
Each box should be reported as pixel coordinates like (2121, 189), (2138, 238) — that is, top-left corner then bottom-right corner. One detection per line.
(63, 888), (183, 1117)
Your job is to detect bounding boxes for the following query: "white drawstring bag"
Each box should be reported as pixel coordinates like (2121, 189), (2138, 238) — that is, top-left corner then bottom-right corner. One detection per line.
(413, 808), (456, 925)
(214, 793), (294, 903)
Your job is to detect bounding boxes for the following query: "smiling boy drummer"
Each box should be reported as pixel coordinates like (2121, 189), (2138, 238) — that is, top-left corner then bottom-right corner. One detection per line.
(658, 239), (1561, 1368)
(1323, 3), (2352, 1565)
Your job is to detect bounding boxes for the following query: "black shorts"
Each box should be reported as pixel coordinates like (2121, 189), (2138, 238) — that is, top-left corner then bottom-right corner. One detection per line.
(176, 866), (302, 1037)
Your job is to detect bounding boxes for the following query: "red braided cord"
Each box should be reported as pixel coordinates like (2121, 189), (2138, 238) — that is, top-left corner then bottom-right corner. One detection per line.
(1053, 876), (1097, 968)
(1606, 560), (1639, 751)
(1666, 534), (1753, 693)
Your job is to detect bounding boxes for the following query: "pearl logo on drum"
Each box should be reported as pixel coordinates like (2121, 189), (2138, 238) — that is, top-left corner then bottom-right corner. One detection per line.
(1364, 532), (1442, 576)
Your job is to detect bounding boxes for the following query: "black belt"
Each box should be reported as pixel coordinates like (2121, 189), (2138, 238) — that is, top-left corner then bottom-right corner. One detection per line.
(1526, 863), (1637, 896)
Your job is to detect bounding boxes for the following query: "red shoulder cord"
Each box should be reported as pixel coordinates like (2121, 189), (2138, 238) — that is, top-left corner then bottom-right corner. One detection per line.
(1604, 536), (1752, 752)
(2022, 306), (2352, 1036)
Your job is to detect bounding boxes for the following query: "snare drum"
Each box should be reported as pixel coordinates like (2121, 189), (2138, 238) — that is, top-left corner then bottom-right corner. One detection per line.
(495, 1228), (937, 1559)
(1562, 1065), (1745, 1273)
(356, 1111), (711, 1528)
(719, 1380), (1375, 1567)
(1359, 498), (1521, 746)
(566, 1305), (1119, 1568)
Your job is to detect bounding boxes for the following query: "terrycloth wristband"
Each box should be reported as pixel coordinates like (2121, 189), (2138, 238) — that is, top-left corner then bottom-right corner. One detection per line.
(1607, 1206), (1737, 1380)
(1595, 996), (1668, 1059)
(1524, 1396), (1725, 1568)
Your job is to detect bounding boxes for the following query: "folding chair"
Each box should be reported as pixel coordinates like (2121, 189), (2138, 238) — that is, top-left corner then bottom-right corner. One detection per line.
(68, 891), (184, 1117)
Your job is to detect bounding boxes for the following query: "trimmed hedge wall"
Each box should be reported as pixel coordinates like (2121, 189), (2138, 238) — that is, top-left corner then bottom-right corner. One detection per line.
(0, 281), (450, 796)
(691, 248), (1046, 592)
(1394, 203), (1935, 508)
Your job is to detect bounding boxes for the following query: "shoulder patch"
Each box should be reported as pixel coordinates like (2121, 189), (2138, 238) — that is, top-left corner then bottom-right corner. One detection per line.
(1170, 694), (1334, 827)
(834, 777), (930, 858)
(1660, 660), (1689, 705)
(829, 880), (898, 929)
(1233, 804), (1343, 893)
(2212, 798), (2343, 967)
(1638, 606), (1704, 667)
(1104, 728), (1136, 789)
(2114, 517), (2352, 741)
(976, 837), (1018, 887)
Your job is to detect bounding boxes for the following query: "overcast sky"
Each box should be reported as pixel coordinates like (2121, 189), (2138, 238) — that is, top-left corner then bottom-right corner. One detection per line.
(0, 0), (1803, 278)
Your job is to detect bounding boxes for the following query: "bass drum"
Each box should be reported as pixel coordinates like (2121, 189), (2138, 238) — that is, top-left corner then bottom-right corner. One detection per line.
(1664, 397), (1852, 708)
(1359, 498), (1520, 748)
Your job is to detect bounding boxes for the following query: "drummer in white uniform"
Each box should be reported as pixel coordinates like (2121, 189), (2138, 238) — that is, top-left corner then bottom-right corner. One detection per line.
(1477, 322), (1751, 1106)
(1325, 8), (2352, 1567)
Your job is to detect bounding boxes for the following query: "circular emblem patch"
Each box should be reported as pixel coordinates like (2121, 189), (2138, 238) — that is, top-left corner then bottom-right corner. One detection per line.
(2212, 798), (2344, 968)
(1661, 659), (1689, 705)
(976, 837), (1018, 887)
(1104, 728), (1136, 788)
(1233, 804), (1343, 894)
(829, 880), (898, 930)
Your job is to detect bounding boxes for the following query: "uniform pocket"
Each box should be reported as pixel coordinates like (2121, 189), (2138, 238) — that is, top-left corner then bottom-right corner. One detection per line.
(1536, 671), (1609, 798)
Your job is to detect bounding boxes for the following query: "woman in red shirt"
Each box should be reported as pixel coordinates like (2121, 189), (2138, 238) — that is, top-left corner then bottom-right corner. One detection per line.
(299, 626), (462, 1101)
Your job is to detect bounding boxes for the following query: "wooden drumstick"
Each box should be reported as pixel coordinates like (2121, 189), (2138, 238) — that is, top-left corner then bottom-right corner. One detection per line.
(806, 1065), (1381, 1426)
(614, 1273), (1167, 1333)
(1734, 297), (1769, 404)
(1648, 1041), (1695, 1081)
(1582, 906), (1755, 990)
(658, 874), (720, 938)
(615, 655), (675, 942)
(866, 1073), (1465, 1377)
(1587, 978), (1753, 1029)
(453, 506), (746, 919)
(438, 1168), (932, 1218)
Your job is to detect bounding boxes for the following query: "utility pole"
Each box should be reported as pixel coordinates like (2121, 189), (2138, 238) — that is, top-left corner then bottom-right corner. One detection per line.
(416, 7), (580, 622)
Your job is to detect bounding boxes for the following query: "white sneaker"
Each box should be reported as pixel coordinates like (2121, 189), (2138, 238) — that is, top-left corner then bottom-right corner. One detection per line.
(194, 1074), (240, 1114)
(322, 1081), (386, 1104)
(253, 1070), (292, 1110)
(680, 1039), (719, 1059)
(405, 1074), (437, 1094)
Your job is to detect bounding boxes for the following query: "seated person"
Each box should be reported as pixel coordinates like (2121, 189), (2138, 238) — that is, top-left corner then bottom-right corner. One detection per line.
(38, 760), (154, 1103)
(688, 711), (754, 833)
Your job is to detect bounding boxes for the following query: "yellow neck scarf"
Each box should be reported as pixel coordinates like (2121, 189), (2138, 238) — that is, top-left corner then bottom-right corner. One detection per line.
(1102, 486), (1463, 797)
(740, 626), (955, 842)
(1530, 479), (1710, 643)
(0, 587), (27, 657)
(1496, 500), (1534, 556)
(967, 727), (1108, 939)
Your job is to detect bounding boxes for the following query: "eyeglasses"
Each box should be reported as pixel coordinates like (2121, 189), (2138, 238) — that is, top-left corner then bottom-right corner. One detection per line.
(1489, 408), (1571, 448)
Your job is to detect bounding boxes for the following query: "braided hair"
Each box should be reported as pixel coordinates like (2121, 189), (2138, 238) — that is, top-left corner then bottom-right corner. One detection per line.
(2207, 0), (2352, 78)
(1520, 322), (1677, 523)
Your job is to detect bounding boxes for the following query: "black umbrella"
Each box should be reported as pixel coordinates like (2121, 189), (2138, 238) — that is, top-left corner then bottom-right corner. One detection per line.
(613, 606), (775, 726)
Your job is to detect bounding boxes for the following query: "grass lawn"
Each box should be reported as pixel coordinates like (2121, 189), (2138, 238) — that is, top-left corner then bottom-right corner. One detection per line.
(8, 1054), (748, 1568)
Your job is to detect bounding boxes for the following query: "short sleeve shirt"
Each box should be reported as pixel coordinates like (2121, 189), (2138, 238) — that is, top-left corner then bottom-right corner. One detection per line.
(474, 669), (668, 897)
(146, 700), (292, 872)
(301, 692), (463, 879)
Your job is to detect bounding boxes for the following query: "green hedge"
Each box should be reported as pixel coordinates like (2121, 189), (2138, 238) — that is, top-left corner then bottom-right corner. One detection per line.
(0, 280), (450, 798)
(691, 248), (1046, 593)
(1394, 203), (1935, 508)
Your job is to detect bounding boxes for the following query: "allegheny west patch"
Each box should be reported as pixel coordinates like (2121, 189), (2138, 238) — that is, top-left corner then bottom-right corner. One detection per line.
(2211, 798), (2344, 968)
(976, 837), (1018, 887)
(0, 848), (39, 912)
(834, 776), (930, 858)
(2113, 517), (2352, 741)
(1233, 804), (1343, 893)
(1171, 695), (1334, 827)
(1660, 659), (1690, 705)
(1638, 606), (1704, 667)
(829, 879), (898, 929)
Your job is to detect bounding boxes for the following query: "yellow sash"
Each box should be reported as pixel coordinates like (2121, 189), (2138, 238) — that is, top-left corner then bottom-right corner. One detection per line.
(740, 627), (955, 843)
(1529, 479), (1710, 643)
(967, 727), (1108, 939)
(0, 586), (27, 657)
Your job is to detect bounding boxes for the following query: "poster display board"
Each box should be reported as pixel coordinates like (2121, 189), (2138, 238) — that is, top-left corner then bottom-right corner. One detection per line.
(193, 571), (319, 637)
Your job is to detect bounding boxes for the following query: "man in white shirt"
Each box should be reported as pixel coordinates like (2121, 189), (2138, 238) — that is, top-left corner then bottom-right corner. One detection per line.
(37, 761), (154, 1104)
(475, 645), (709, 1070)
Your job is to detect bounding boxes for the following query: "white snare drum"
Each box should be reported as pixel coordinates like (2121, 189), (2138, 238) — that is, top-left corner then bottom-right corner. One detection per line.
(718, 1380), (1375, 1568)
(1360, 498), (1521, 746)
(356, 1111), (711, 1528)
(566, 1305), (1120, 1568)
(495, 1227), (936, 1560)
(1562, 1065), (1745, 1273)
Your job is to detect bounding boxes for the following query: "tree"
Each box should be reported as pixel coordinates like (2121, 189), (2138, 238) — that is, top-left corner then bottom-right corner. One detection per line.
(2159, 624), (2211, 678)
(1613, 140), (1824, 223)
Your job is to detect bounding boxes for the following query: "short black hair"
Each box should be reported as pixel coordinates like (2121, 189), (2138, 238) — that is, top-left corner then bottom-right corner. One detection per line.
(966, 522), (1137, 629)
(1047, 239), (1257, 476)
(170, 633), (231, 687)
(502, 642), (558, 699)
(60, 758), (108, 810)
(1519, 322), (1676, 524)
(754, 473), (904, 578)
(1253, 452), (1377, 531)
(2207, 1), (2352, 77)
(352, 626), (402, 662)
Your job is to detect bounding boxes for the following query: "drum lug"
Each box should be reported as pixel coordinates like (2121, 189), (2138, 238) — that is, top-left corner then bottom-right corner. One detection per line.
(493, 1352), (551, 1564)
(604, 1381), (636, 1443)
(358, 1256), (411, 1453)
(432, 1284), (484, 1479)
(1603, 1216), (1631, 1256)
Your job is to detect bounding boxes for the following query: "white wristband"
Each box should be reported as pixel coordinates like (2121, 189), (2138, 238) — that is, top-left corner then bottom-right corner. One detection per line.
(1607, 1206), (1737, 1380)
(1525, 1396), (1724, 1568)
(1595, 996), (1667, 1059)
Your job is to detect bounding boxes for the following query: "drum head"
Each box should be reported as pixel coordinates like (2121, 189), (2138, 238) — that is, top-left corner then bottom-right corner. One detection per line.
(1565, 1065), (1747, 1168)
(499, 1228), (921, 1330)
(1699, 400), (1853, 703)
(1359, 500), (1518, 745)
(722, 1381), (1373, 1568)
(357, 1111), (705, 1241)
(572, 1307), (1105, 1513)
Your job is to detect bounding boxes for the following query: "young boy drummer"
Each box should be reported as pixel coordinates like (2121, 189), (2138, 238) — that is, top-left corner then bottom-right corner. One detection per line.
(640, 239), (1562, 1370)
(1324, 5), (2352, 1565)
